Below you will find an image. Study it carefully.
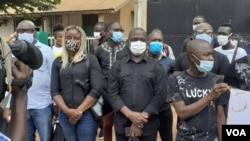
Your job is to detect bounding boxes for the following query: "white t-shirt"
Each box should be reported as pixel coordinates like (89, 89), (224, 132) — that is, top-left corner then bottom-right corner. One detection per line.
(168, 46), (175, 60)
(52, 46), (63, 58)
(214, 46), (247, 63)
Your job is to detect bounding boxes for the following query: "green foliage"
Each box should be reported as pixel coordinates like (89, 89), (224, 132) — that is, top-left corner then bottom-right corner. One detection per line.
(0, 0), (61, 14)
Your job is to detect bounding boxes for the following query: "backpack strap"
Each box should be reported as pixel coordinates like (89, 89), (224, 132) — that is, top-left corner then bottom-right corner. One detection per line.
(231, 46), (239, 63)
(86, 54), (90, 71)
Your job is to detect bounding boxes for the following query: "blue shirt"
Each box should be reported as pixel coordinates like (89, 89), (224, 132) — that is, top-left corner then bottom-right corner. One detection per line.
(159, 55), (175, 75)
(27, 40), (55, 109)
(158, 55), (175, 111)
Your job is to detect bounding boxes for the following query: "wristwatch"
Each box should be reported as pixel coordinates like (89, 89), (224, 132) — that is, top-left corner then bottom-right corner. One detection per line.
(11, 78), (32, 89)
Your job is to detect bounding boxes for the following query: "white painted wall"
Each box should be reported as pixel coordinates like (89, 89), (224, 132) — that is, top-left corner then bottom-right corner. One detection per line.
(134, 0), (147, 31)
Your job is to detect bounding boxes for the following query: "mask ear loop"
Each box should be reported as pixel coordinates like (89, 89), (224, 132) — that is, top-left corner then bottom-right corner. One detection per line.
(190, 54), (201, 66)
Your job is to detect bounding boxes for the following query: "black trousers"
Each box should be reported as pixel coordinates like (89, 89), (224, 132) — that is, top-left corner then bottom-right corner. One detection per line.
(158, 109), (173, 141)
(115, 131), (158, 141)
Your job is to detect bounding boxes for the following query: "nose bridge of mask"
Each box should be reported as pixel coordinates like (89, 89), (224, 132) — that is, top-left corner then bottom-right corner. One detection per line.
(113, 31), (122, 36)
(150, 41), (163, 47)
(218, 34), (229, 38)
(131, 40), (146, 48)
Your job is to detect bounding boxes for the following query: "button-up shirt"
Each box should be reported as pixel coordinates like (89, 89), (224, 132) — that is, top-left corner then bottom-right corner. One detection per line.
(108, 54), (165, 135)
(51, 54), (103, 108)
(95, 41), (129, 77)
(27, 40), (55, 109)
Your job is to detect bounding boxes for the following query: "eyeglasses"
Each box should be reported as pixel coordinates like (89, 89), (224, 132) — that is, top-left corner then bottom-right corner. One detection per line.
(151, 38), (162, 42)
(16, 29), (35, 34)
(195, 29), (213, 35)
(111, 28), (124, 32)
(217, 32), (232, 36)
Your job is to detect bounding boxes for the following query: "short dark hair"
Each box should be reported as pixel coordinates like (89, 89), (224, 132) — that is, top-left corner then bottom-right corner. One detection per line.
(107, 21), (119, 29)
(148, 29), (163, 41)
(94, 21), (108, 31)
(53, 23), (64, 32)
(128, 27), (146, 39)
(193, 15), (205, 20)
(220, 23), (234, 33)
(53, 23), (64, 36)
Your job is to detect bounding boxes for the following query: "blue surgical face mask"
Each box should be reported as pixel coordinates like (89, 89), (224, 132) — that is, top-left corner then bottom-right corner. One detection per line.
(111, 31), (124, 43)
(18, 33), (34, 43)
(195, 33), (212, 44)
(193, 55), (214, 72)
(149, 42), (163, 55)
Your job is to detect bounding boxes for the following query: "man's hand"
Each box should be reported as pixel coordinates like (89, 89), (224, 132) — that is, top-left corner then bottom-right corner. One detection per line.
(130, 123), (143, 137)
(127, 111), (148, 127)
(11, 60), (33, 88)
(3, 108), (11, 123)
(208, 83), (230, 101)
(92, 39), (100, 51)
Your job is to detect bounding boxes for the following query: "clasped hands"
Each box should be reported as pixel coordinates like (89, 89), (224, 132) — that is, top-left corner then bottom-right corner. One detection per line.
(127, 111), (149, 138)
(65, 109), (83, 125)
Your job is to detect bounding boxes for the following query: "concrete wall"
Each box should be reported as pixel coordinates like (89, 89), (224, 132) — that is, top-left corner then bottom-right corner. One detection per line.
(62, 14), (82, 27)
(0, 18), (15, 38)
(120, 0), (134, 38)
(101, 12), (120, 25)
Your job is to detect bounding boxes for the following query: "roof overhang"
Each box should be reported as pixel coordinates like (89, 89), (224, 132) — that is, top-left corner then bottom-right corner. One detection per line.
(0, 0), (132, 16)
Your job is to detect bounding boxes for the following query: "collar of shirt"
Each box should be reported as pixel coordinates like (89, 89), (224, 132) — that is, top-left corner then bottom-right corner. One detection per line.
(124, 53), (149, 63)
(34, 40), (43, 49)
(101, 40), (127, 52)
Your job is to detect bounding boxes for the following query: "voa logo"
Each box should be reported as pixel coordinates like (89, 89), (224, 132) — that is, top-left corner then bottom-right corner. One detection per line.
(226, 129), (246, 136)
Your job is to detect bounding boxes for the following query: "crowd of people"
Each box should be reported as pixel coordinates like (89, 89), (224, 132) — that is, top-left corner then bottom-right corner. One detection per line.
(0, 14), (250, 141)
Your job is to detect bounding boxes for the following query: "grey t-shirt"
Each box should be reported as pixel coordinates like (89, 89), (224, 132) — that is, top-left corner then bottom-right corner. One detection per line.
(168, 71), (228, 141)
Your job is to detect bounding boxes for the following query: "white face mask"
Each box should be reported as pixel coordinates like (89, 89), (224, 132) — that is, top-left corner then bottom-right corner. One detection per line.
(217, 35), (230, 46)
(129, 41), (146, 56)
(193, 25), (197, 31)
(94, 32), (101, 39)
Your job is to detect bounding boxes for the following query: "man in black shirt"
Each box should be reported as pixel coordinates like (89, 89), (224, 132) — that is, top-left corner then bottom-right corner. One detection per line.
(181, 15), (219, 53)
(175, 22), (230, 78)
(107, 28), (165, 141)
(90, 22), (109, 54)
(95, 21), (130, 141)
